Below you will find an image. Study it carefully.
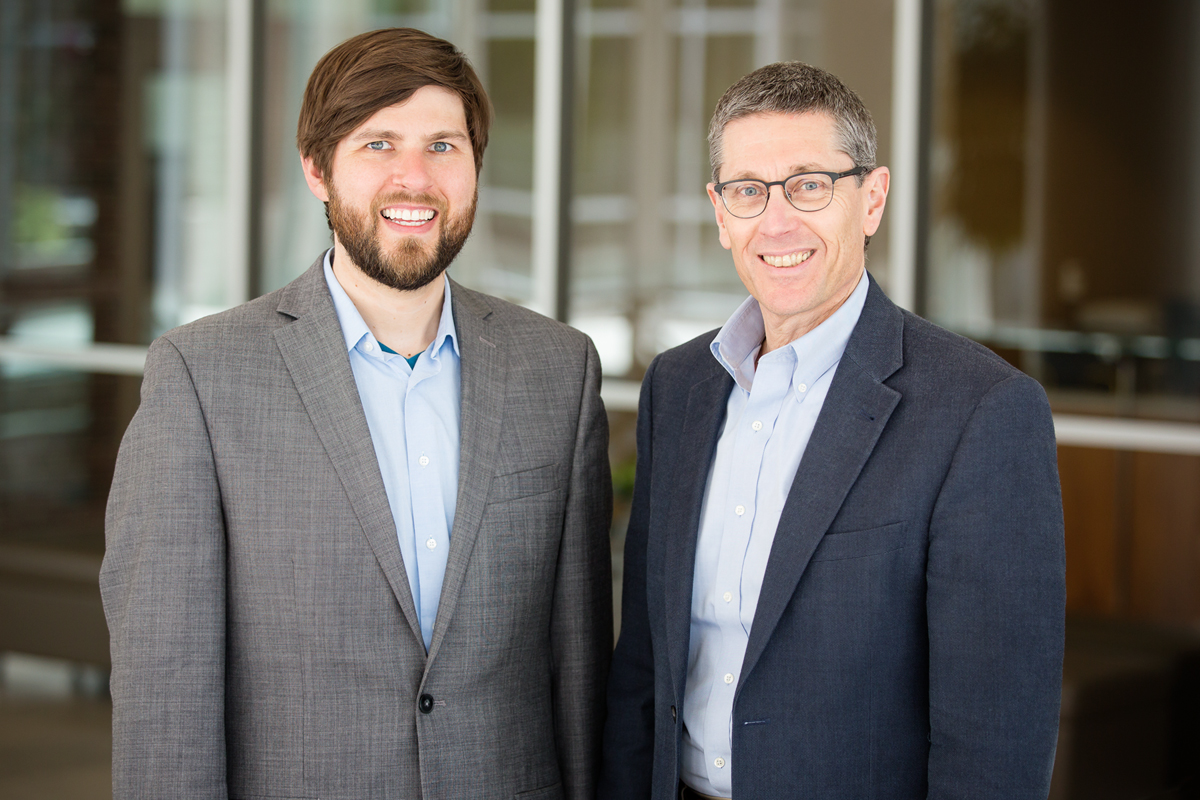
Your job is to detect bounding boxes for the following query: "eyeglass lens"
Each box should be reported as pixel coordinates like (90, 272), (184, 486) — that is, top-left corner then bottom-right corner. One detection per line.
(721, 173), (837, 217)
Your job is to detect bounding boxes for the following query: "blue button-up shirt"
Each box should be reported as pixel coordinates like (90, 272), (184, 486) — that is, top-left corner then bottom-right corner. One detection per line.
(323, 252), (461, 652)
(681, 271), (868, 796)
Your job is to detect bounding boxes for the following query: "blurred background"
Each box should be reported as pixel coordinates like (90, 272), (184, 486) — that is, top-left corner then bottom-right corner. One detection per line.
(1, 0), (1199, 796)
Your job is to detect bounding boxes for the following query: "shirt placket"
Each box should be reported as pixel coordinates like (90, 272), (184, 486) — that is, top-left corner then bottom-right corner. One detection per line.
(403, 355), (451, 651)
(703, 354), (792, 788)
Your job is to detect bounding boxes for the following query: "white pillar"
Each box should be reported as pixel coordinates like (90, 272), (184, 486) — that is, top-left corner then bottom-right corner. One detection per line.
(531, 0), (565, 318)
(888, 0), (923, 311)
(225, 0), (255, 305)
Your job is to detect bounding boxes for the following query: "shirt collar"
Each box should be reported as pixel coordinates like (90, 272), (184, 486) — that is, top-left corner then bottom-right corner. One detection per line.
(322, 249), (460, 360)
(711, 269), (869, 398)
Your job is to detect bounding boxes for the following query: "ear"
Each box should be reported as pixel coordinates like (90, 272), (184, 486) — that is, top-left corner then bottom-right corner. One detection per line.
(861, 166), (890, 237)
(707, 183), (733, 251)
(301, 155), (330, 203)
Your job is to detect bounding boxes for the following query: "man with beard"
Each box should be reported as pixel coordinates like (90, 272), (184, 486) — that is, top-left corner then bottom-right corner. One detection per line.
(101, 28), (612, 800)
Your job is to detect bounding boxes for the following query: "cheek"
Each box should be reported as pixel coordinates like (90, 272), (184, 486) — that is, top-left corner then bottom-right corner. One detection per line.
(432, 161), (476, 193)
(332, 173), (376, 205)
(454, 178), (478, 203)
(823, 215), (855, 252)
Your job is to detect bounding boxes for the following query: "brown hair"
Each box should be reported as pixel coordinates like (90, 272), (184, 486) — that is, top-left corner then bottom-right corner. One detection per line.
(297, 28), (492, 179)
(708, 62), (876, 183)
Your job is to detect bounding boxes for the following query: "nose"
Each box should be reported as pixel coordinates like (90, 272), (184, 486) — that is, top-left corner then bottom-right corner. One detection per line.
(756, 184), (803, 236)
(389, 148), (435, 193)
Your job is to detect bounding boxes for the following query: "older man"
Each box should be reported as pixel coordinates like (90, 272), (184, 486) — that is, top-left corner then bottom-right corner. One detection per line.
(600, 62), (1064, 799)
(102, 28), (611, 800)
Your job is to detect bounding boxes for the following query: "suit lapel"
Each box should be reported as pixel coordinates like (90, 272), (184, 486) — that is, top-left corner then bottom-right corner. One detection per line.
(739, 277), (904, 686)
(273, 259), (424, 646)
(425, 281), (505, 665)
(665, 364), (734, 690)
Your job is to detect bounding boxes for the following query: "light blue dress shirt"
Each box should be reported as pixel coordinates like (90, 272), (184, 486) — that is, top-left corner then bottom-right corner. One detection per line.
(681, 270), (869, 796)
(323, 252), (461, 652)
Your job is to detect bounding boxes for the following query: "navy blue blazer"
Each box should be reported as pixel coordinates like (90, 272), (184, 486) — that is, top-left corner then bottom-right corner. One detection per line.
(600, 275), (1065, 799)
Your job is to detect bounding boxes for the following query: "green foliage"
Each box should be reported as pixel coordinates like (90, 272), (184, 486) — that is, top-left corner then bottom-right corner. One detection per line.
(14, 185), (67, 245)
(611, 455), (636, 499)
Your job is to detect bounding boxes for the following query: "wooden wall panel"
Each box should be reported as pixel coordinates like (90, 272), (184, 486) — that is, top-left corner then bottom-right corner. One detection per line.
(1130, 452), (1200, 623)
(1058, 445), (1121, 615)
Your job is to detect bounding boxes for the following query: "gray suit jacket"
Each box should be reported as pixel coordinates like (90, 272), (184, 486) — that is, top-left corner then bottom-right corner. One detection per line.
(101, 258), (613, 800)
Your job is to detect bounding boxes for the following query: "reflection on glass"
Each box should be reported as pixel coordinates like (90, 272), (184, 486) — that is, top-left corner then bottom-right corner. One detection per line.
(568, 0), (894, 377)
(0, 0), (229, 557)
(149, 0), (231, 332)
(926, 0), (1200, 421)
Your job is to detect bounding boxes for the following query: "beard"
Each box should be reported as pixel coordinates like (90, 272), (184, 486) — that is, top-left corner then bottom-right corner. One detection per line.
(326, 184), (477, 292)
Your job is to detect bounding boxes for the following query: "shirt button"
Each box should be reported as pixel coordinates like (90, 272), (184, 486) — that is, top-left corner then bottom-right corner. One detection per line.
(714, 757), (726, 769)
(426, 538), (437, 550)
(722, 591), (732, 603)
(365, 341), (376, 352)
(734, 505), (745, 516)
(724, 673), (734, 684)
(751, 420), (763, 431)
(418, 455), (430, 467)
(797, 382), (808, 393)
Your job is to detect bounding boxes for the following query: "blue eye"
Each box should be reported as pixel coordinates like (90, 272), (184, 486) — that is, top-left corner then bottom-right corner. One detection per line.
(431, 141), (451, 153)
(787, 175), (833, 195)
(366, 141), (390, 151)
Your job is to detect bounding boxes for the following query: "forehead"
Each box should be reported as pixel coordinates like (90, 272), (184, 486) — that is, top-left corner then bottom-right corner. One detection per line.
(338, 85), (469, 145)
(719, 111), (847, 179)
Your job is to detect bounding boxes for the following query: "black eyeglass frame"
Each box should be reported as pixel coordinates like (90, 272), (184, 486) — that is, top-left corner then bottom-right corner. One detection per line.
(713, 166), (871, 218)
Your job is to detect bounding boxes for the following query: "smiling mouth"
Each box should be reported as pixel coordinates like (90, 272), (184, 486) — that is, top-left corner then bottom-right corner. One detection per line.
(381, 207), (437, 227)
(761, 250), (815, 267)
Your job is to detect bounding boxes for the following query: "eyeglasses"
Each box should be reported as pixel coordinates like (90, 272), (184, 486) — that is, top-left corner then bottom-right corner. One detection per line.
(713, 166), (870, 218)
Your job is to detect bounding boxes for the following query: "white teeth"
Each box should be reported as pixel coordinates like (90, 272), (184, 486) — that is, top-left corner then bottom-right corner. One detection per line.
(762, 250), (814, 267)
(381, 208), (436, 224)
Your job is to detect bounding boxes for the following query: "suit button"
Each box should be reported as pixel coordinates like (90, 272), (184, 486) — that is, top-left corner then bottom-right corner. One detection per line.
(671, 705), (677, 721)
(419, 694), (434, 714)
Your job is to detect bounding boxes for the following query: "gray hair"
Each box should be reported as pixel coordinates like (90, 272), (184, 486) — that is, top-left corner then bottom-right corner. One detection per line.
(708, 62), (877, 183)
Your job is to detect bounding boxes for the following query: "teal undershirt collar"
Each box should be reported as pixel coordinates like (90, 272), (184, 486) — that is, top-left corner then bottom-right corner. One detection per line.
(378, 341), (420, 369)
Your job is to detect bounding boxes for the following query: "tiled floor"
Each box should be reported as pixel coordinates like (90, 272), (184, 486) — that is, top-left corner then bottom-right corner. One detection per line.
(0, 654), (111, 800)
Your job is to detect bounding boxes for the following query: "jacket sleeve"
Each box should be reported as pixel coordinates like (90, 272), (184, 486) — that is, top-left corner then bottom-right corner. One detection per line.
(597, 355), (660, 800)
(100, 337), (229, 799)
(925, 373), (1066, 798)
(552, 336), (614, 800)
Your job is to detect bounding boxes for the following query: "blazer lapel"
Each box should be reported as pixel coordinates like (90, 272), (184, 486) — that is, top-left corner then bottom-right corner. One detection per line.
(665, 363), (734, 691)
(739, 277), (904, 685)
(425, 281), (506, 665)
(273, 258), (424, 646)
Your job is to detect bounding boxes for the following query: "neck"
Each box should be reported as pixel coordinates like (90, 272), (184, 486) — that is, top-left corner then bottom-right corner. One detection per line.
(330, 244), (445, 358)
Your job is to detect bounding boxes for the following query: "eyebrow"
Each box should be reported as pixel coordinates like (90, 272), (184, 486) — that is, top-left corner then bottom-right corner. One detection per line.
(349, 129), (470, 143)
(428, 130), (470, 142)
(723, 163), (828, 182)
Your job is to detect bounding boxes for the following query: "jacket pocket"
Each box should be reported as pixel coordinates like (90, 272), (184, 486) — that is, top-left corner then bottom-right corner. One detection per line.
(810, 520), (907, 562)
(489, 463), (559, 503)
(515, 783), (563, 799)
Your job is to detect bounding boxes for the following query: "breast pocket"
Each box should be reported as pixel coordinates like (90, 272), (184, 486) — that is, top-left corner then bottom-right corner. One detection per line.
(489, 463), (560, 504)
(810, 520), (908, 562)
